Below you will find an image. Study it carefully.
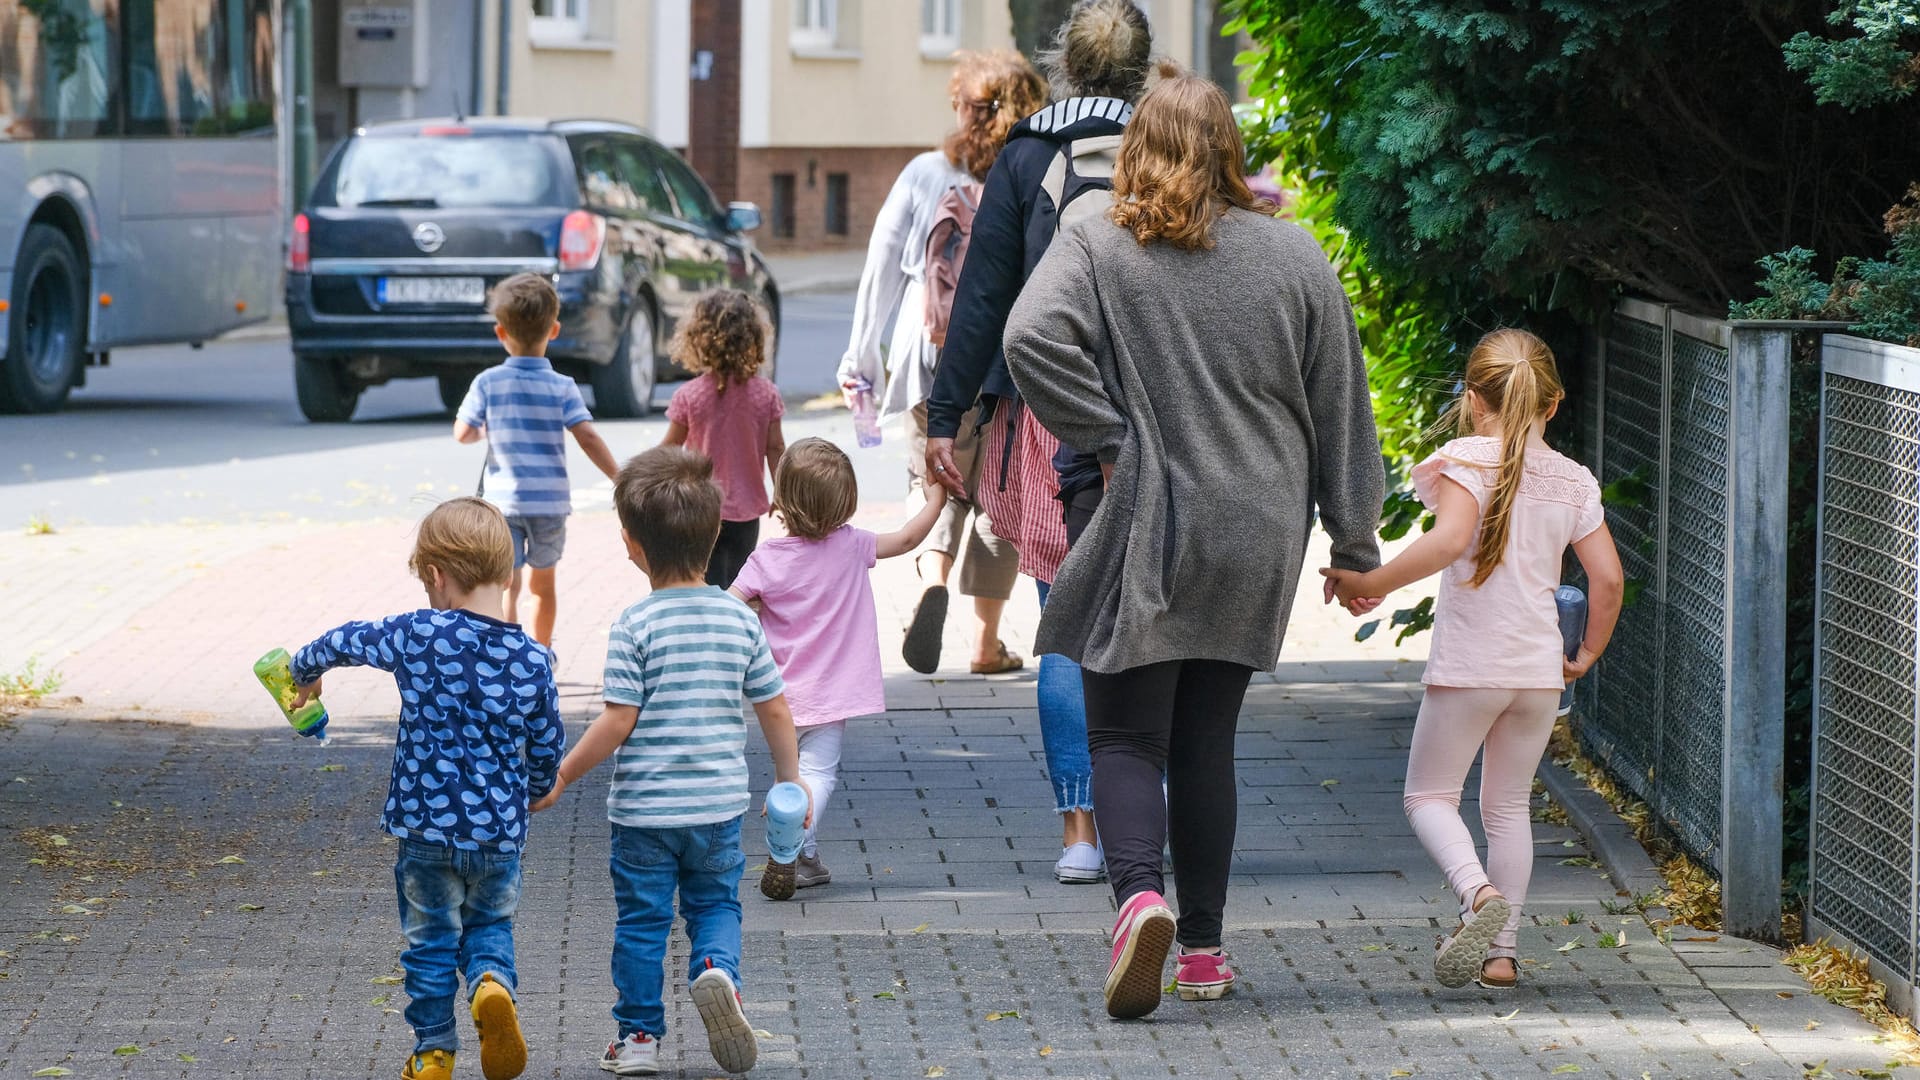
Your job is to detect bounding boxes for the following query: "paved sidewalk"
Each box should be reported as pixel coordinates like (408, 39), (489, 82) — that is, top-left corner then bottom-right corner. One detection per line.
(1, 511), (1911, 1078)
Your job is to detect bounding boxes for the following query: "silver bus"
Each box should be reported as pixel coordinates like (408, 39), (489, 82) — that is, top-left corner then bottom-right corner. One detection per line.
(0, 0), (278, 413)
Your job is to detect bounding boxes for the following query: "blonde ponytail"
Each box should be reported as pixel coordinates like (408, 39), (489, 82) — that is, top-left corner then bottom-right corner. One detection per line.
(1455, 329), (1565, 587)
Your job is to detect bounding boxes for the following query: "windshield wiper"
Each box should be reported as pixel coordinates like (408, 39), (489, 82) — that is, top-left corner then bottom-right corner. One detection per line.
(356, 197), (441, 208)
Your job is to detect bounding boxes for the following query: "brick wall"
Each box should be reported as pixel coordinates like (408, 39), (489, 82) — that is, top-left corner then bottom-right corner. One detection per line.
(689, 0), (742, 205)
(737, 146), (930, 251)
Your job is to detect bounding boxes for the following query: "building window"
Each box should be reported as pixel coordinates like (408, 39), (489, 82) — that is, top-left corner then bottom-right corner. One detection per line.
(921, 0), (961, 57)
(771, 174), (797, 239)
(529, 0), (591, 46)
(792, 0), (837, 51)
(825, 173), (850, 236)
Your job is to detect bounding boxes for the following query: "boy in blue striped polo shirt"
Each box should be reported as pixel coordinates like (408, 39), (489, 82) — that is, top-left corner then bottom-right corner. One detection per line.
(455, 273), (621, 647)
(530, 445), (808, 1076)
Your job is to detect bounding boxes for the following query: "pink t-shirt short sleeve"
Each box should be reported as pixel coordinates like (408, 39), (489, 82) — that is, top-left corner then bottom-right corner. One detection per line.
(1415, 437), (1604, 690)
(732, 526), (884, 727)
(668, 375), (784, 522)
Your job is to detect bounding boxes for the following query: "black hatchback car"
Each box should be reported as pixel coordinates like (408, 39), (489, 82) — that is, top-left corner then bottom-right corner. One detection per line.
(286, 118), (777, 421)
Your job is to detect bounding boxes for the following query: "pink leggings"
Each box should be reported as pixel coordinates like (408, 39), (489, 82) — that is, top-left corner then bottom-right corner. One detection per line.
(1403, 686), (1560, 951)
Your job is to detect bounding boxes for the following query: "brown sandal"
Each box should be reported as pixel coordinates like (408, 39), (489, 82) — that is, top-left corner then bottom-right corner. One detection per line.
(1477, 949), (1519, 989)
(970, 642), (1025, 675)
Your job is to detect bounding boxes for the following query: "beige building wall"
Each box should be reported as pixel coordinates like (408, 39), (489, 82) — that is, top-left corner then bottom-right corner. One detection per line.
(480, 0), (658, 137)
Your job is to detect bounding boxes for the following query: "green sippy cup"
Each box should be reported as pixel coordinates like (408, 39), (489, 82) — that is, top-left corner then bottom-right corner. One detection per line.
(253, 648), (330, 741)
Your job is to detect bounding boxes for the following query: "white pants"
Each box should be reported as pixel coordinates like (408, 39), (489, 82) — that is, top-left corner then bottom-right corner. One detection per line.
(797, 721), (846, 858)
(1403, 686), (1559, 951)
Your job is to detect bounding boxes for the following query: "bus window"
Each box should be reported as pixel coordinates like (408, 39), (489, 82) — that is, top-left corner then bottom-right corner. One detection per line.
(119, 0), (273, 137)
(0, 0), (117, 140)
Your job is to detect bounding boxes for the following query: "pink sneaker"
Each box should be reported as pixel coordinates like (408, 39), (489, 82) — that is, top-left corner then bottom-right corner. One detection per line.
(1104, 890), (1176, 1019)
(1175, 950), (1235, 1000)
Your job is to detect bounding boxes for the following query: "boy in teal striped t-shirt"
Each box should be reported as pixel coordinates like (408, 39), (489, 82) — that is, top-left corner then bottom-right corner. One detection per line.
(532, 446), (807, 1076)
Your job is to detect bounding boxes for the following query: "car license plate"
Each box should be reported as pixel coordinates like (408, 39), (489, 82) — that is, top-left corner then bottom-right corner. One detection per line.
(378, 276), (486, 305)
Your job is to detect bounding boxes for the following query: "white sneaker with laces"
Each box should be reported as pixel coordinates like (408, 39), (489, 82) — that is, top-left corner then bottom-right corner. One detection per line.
(1055, 840), (1107, 884)
(600, 1032), (659, 1075)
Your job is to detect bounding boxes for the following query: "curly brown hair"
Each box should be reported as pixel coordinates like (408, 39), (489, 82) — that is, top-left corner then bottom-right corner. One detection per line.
(943, 50), (1048, 181)
(668, 289), (769, 392)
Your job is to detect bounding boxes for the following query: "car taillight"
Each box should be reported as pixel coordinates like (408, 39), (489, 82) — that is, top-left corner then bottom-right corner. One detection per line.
(558, 210), (604, 271)
(288, 212), (310, 273)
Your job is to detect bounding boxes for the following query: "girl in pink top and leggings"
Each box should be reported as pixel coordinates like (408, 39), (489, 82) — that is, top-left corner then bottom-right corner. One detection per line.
(1325, 329), (1625, 991)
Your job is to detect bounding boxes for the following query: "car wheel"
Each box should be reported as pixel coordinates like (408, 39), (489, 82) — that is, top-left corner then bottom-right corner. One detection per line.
(593, 303), (656, 418)
(437, 371), (476, 415)
(0, 224), (86, 414)
(295, 352), (361, 422)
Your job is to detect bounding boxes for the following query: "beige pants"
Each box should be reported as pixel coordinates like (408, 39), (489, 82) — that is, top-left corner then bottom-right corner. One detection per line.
(907, 402), (1019, 601)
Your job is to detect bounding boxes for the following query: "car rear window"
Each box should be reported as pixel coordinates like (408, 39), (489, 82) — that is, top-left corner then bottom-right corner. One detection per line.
(330, 133), (571, 209)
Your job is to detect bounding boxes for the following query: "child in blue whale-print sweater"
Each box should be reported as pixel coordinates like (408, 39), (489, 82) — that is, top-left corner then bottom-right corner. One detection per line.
(290, 497), (564, 1080)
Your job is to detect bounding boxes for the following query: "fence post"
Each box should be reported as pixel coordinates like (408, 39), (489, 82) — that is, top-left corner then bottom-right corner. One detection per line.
(1721, 325), (1789, 939)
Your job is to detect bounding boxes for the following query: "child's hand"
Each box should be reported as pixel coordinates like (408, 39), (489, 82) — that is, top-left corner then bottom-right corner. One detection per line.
(1564, 646), (1598, 682)
(292, 678), (323, 708)
(530, 777), (566, 813)
(1319, 568), (1382, 615)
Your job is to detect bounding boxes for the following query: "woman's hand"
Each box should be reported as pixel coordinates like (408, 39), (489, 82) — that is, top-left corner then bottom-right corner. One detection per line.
(1319, 568), (1383, 616)
(1563, 646), (1599, 682)
(924, 437), (969, 498)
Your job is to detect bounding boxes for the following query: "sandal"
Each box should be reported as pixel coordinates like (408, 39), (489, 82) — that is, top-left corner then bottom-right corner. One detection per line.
(970, 641), (1025, 675)
(1477, 947), (1519, 989)
(1434, 886), (1511, 988)
(903, 585), (948, 674)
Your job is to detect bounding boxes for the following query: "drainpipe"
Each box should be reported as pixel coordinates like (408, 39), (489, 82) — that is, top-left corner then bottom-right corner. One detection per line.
(469, 1), (486, 115)
(1192, 0), (1211, 82)
(290, 0), (316, 211)
(495, 0), (513, 116)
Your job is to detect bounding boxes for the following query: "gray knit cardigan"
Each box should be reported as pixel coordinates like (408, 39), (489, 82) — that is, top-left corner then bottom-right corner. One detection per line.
(1003, 207), (1385, 674)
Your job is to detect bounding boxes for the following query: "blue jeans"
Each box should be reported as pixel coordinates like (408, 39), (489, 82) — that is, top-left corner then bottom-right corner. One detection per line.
(609, 817), (746, 1040)
(1035, 580), (1094, 814)
(393, 838), (522, 1053)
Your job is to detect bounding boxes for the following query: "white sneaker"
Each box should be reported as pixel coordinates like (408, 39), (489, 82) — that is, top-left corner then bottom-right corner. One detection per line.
(690, 962), (759, 1073)
(599, 1032), (659, 1075)
(1055, 841), (1106, 884)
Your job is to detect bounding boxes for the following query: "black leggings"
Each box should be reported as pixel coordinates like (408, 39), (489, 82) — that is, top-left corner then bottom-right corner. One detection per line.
(705, 519), (760, 589)
(1082, 658), (1255, 949)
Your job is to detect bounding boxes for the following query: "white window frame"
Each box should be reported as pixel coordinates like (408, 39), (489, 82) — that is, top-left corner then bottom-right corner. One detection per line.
(920, 0), (961, 58)
(529, 0), (592, 47)
(791, 0), (837, 53)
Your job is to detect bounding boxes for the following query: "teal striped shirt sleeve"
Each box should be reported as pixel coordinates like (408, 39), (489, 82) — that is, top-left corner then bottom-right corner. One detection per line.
(742, 614), (784, 703)
(603, 618), (647, 707)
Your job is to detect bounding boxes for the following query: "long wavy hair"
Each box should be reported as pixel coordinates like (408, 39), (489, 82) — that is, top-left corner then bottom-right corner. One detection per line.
(1109, 70), (1275, 250)
(943, 50), (1048, 181)
(1439, 329), (1566, 587)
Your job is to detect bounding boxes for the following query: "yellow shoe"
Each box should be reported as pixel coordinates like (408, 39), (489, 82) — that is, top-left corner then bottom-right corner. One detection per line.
(470, 972), (527, 1080)
(402, 1049), (453, 1080)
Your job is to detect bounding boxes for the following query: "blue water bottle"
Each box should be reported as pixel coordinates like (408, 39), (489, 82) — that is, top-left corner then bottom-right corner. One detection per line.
(1556, 585), (1588, 717)
(765, 782), (809, 865)
(851, 380), (882, 449)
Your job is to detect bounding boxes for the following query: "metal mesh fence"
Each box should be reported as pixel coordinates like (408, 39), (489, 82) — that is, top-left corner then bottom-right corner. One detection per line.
(1661, 333), (1731, 862)
(1587, 313), (1667, 813)
(1813, 372), (1920, 981)
(1579, 311), (1732, 873)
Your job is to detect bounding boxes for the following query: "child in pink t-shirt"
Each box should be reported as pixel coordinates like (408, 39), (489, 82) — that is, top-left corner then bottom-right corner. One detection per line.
(664, 290), (785, 588)
(730, 437), (947, 900)
(1324, 329), (1624, 992)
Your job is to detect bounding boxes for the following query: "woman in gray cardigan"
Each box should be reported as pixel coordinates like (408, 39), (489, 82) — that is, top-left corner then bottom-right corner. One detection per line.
(1004, 73), (1385, 1020)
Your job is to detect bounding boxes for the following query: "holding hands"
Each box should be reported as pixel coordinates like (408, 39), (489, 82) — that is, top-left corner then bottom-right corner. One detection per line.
(1321, 568), (1384, 617)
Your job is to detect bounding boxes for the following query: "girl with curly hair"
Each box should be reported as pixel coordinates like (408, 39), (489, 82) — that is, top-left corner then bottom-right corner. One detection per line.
(838, 48), (1047, 681)
(663, 289), (784, 587)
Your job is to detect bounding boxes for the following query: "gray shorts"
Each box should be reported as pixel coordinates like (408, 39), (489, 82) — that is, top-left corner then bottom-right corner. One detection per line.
(507, 514), (567, 570)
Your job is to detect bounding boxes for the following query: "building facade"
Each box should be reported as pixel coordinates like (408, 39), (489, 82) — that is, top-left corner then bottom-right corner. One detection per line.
(312, 0), (1226, 251)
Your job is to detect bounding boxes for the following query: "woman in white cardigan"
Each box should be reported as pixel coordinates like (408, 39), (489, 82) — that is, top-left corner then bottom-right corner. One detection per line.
(838, 50), (1046, 677)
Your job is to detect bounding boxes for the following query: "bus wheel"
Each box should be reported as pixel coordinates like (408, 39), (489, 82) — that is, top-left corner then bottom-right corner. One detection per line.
(295, 352), (361, 422)
(0, 224), (86, 414)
